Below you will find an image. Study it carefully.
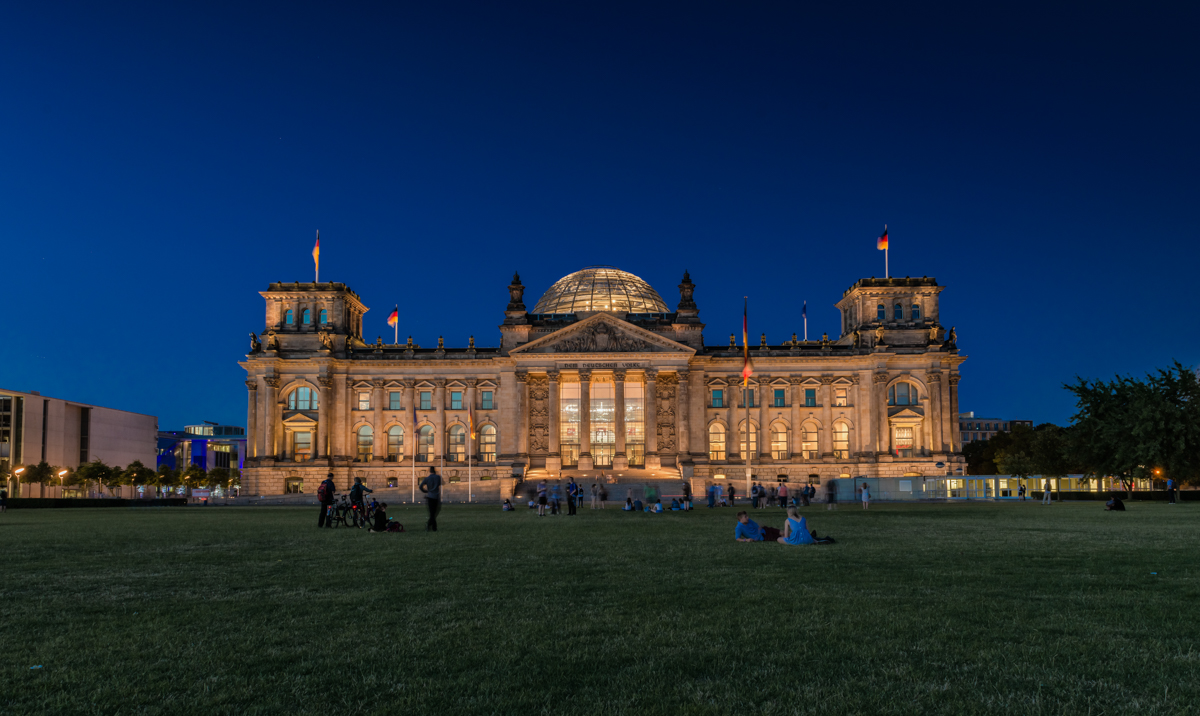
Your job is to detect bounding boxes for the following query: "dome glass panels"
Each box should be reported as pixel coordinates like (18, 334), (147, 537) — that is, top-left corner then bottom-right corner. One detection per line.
(531, 266), (669, 314)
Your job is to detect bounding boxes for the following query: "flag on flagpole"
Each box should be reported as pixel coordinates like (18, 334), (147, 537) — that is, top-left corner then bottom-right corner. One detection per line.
(313, 231), (320, 265)
(468, 405), (475, 439)
(802, 301), (808, 341)
(387, 305), (398, 327)
(877, 226), (888, 251)
(741, 297), (753, 386)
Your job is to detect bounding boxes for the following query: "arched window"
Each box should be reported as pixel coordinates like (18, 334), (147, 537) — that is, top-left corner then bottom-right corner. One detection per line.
(387, 425), (403, 461)
(480, 424), (497, 463)
(319, 309), (328, 324)
(417, 425), (434, 462)
(833, 422), (849, 458)
(877, 304), (886, 321)
(894, 303), (903, 321)
(888, 382), (918, 406)
(288, 387), (318, 411)
(911, 304), (921, 322)
(356, 425), (373, 462)
(801, 424), (819, 459)
(708, 423), (726, 461)
(302, 309), (311, 324)
(285, 309), (294, 325)
(448, 425), (466, 462)
(770, 424), (788, 460)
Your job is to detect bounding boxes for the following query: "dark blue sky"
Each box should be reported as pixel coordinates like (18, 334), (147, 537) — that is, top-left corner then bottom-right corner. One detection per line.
(3, 1), (1197, 429)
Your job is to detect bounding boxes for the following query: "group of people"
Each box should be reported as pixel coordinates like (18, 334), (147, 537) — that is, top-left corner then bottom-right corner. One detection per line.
(734, 508), (836, 545)
(704, 480), (869, 510)
(527, 478), (610, 516)
(316, 467), (444, 533)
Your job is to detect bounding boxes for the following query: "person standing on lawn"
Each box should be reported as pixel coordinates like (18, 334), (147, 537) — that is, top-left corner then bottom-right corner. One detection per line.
(317, 473), (337, 528)
(418, 467), (443, 532)
(777, 482), (787, 508)
(566, 478), (579, 515)
(537, 479), (548, 516)
(1018, 483), (1026, 501)
(1167, 477), (1176, 504)
(826, 479), (838, 511)
(727, 483), (735, 506)
(861, 483), (870, 510)
(591, 483), (600, 510)
(682, 480), (692, 511)
(1042, 478), (1053, 505)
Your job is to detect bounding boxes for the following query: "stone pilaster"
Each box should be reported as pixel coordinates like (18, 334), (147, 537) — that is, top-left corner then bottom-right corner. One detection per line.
(578, 369), (592, 470)
(372, 379), (386, 459)
(688, 369), (705, 461)
(644, 369), (658, 468)
(245, 379), (258, 459)
(677, 369), (690, 463)
(789, 377), (802, 458)
(927, 373), (943, 454)
(948, 373), (961, 454)
(318, 376), (333, 459)
(613, 369), (627, 470)
(820, 376), (834, 458)
(547, 370), (561, 472)
(434, 378), (446, 462)
(265, 376), (280, 458)
(466, 378), (478, 460)
(402, 379), (416, 460)
(757, 378), (769, 459)
(339, 376), (353, 460)
(874, 372), (890, 456)
(726, 376), (737, 460)
(515, 371), (529, 461)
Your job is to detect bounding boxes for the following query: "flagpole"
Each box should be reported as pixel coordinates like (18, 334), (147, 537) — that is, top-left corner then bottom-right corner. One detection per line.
(314, 230), (319, 283)
(803, 306), (808, 342)
(884, 224), (889, 278)
(743, 296), (752, 501)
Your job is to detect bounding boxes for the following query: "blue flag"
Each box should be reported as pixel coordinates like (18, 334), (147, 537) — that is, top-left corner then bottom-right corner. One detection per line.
(802, 301), (807, 319)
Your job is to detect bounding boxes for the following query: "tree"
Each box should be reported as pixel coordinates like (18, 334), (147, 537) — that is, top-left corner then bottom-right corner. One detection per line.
(124, 461), (157, 496)
(1066, 361), (1200, 488)
(76, 460), (117, 496)
(182, 464), (207, 491)
(206, 467), (230, 490)
(156, 464), (181, 496)
(22, 462), (56, 498)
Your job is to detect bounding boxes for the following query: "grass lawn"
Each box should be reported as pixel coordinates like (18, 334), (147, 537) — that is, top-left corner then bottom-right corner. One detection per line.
(1, 501), (1197, 715)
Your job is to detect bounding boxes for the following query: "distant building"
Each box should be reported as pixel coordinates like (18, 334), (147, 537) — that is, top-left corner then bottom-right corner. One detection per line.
(1, 388), (157, 497)
(958, 412), (1033, 443)
(157, 423), (246, 473)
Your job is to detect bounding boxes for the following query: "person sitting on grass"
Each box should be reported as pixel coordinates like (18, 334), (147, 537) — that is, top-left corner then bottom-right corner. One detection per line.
(778, 506), (820, 545)
(670, 498), (681, 511)
(652, 500), (664, 513)
(502, 499), (514, 511)
(624, 495), (634, 510)
(1105, 494), (1126, 511)
(369, 503), (390, 532)
(633, 498), (643, 512)
(735, 511), (764, 541)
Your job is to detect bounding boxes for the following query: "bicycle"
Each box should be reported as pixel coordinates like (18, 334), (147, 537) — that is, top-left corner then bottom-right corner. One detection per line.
(326, 497), (352, 528)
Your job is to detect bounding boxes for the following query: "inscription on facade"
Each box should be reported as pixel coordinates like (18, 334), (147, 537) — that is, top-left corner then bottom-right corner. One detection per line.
(558, 362), (645, 370)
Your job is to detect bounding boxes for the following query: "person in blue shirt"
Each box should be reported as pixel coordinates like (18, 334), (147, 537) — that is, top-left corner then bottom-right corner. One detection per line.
(778, 506), (817, 545)
(566, 478), (579, 515)
(734, 511), (764, 542)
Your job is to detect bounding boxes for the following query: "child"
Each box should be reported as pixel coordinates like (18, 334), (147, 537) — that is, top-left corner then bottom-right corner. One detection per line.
(502, 499), (514, 511)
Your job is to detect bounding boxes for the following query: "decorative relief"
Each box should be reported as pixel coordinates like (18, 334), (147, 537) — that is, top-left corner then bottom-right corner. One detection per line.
(373, 379), (386, 389)
(874, 372), (890, 384)
(547, 370), (561, 383)
(550, 321), (648, 353)
(318, 377), (334, 389)
(948, 374), (961, 386)
(527, 375), (550, 454)
(612, 369), (627, 382)
(820, 376), (834, 385)
(926, 373), (942, 384)
(656, 373), (678, 453)
(515, 371), (528, 383)
(645, 368), (658, 381)
(578, 369), (592, 382)
(466, 378), (478, 388)
(264, 376), (280, 389)
(245, 379), (258, 391)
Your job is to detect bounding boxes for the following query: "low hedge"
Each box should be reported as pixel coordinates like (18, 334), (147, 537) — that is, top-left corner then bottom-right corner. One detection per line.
(5, 498), (188, 509)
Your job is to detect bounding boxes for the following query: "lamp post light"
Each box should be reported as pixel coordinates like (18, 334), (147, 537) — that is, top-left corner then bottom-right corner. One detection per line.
(58, 469), (68, 498)
(12, 466), (24, 498)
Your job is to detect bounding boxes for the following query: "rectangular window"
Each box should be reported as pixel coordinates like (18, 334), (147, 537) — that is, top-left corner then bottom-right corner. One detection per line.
(560, 381), (581, 466)
(420, 391), (431, 410)
(773, 389), (786, 408)
(388, 391), (400, 410)
(357, 392), (370, 410)
(895, 426), (914, 458)
(742, 389), (755, 408)
(591, 382), (615, 467)
(481, 391), (493, 410)
(834, 388), (848, 407)
(79, 407), (90, 465)
(711, 389), (723, 408)
(833, 424), (849, 459)
(293, 431), (311, 462)
(805, 389), (816, 407)
(624, 382), (645, 467)
(451, 391), (463, 410)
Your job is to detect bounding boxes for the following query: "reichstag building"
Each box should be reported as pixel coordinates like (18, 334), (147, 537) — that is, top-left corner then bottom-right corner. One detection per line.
(240, 266), (966, 497)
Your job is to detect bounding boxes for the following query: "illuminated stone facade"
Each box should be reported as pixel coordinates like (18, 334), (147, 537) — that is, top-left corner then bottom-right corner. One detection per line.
(240, 266), (966, 496)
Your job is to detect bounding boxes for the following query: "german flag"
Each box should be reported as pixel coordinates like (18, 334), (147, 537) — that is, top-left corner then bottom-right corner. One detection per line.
(313, 231), (320, 268)
(877, 225), (888, 251)
(742, 297), (753, 386)
(387, 305), (398, 327)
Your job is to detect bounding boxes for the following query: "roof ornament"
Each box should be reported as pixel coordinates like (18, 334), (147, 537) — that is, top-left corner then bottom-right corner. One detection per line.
(677, 270), (697, 315)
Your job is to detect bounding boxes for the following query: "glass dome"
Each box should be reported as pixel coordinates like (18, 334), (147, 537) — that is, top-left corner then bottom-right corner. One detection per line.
(531, 266), (669, 314)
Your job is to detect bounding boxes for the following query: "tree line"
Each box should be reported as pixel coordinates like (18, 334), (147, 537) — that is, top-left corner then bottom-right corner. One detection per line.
(1, 459), (240, 497)
(964, 361), (1200, 487)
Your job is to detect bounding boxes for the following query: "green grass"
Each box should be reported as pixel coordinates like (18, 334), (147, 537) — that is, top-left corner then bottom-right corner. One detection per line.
(1, 501), (1197, 715)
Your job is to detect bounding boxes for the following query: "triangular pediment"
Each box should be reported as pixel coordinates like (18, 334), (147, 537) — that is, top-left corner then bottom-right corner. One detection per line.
(511, 314), (695, 356)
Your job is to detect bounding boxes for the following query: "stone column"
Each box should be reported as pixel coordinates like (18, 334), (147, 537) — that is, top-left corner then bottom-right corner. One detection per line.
(318, 376), (333, 459)
(875, 373), (890, 455)
(849, 375), (861, 456)
(789, 377), (802, 458)
(372, 379), (385, 459)
(676, 369), (689, 462)
(265, 376), (280, 458)
(500, 371), (518, 461)
(644, 369), (658, 459)
(245, 379), (258, 459)
(927, 373), (943, 454)
(516, 371), (529, 459)
(578, 369), (592, 468)
(339, 376), (353, 460)
(757, 378), (769, 459)
(548, 371), (561, 459)
(726, 376), (737, 460)
(466, 378), (478, 460)
(434, 378), (446, 462)
(820, 377), (834, 458)
(403, 379), (416, 461)
(948, 374), (961, 454)
(857, 371), (873, 456)
(613, 369), (627, 468)
(689, 370), (705, 461)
